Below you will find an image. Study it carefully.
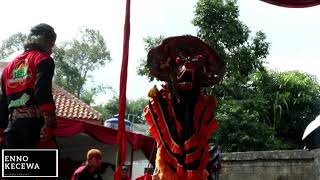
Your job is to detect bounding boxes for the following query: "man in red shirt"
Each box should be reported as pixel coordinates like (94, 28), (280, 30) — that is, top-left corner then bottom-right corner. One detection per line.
(0, 23), (57, 148)
(120, 166), (131, 180)
(72, 149), (103, 180)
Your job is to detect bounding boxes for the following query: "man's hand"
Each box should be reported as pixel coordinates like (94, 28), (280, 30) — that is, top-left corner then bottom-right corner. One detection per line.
(42, 110), (57, 128)
(152, 174), (160, 180)
(152, 168), (160, 180)
(40, 109), (57, 142)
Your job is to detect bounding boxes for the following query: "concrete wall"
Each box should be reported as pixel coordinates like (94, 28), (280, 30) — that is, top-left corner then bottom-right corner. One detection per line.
(219, 149), (320, 180)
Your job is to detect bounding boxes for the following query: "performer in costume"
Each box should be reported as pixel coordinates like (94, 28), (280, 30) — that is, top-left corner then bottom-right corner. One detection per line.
(144, 35), (225, 180)
(0, 23), (57, 148)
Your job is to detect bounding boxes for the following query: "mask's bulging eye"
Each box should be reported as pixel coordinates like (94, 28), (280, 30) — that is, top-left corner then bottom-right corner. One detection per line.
(196, 55), (204, 62)
(176, 57), (183, 64)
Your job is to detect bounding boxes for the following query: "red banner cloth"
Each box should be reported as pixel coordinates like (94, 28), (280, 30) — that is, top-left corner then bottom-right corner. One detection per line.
(261, 0), (320, 7)
(135, 173), (152, 180)
(55, 117), (155, 159)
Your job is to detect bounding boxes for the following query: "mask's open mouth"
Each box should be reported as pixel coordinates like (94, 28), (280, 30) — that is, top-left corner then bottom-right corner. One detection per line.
(176, 66), (195, 91)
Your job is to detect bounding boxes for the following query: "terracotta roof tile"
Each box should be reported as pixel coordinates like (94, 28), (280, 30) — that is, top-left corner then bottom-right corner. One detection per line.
(52, 84), (103, 123)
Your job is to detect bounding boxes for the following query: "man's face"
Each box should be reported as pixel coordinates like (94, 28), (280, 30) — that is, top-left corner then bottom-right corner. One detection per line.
(121, 170), (129, 180)
(88, 156), (102, 169)
(48, 41), (55, 55)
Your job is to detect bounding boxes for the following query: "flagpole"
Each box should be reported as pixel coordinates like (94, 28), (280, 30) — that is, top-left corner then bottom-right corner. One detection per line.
(114, 0), (131, 179)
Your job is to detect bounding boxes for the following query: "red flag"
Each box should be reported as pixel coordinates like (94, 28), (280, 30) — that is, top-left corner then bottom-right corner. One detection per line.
(261, 0), (320, 8)
(114, 0), (131, 179)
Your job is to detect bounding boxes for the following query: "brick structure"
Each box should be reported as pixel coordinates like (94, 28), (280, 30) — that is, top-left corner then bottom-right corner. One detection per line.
(219, 149), (320, 180)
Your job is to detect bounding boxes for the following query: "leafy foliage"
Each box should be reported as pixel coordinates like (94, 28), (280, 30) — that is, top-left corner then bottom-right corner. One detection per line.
(136, 0), (320, 152)
(136, 36), (165, 81)
(250, 71), (320, 146)
(0, 33), (26, 60)
(193, 0), (269, 96)
(0, 28), (112, 105)
(214, 99), (287, 152)
(94, 97), (119, 120)
(94, 97), (148, 124)
(53, 27), (111, 100)
(80, 85), (114, 105)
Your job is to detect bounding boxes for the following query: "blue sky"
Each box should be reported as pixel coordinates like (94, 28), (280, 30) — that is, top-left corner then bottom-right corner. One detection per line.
(0, 0), (320, 104)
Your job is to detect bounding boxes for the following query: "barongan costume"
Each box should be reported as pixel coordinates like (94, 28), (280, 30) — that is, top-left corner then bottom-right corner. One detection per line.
(0, 24), (57, 148)
(144, 35), (225, 180)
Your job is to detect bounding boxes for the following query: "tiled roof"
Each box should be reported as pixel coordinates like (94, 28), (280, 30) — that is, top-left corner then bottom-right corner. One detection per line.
(52, 85), (103, 124)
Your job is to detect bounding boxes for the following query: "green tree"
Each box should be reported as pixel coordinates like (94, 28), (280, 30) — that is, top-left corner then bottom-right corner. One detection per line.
(213, 99), (285, 152)
(136, 36), (165, 81)
(80, 85), (115, 105)
(136, 0), (273, 151)
(53, 27), (112, 103)
(127, 98), (149, 123)
(94, 97), (148, 123)
(137, 0), (320, 152)
(212, 70), (320, 151)
(250, 70), (320, 147)
(193, 0), (269, 98)
(191, 0), (280, 151)
(94, 96), (119, 120)
(0, 33), (26, 60)
(0, 28), (112, 105)
(192, 0), (320, 151)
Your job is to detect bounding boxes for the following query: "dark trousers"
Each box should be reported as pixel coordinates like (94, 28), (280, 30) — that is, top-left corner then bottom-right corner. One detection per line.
(2, 118), (44, 180)
(5, 118), (44, 149)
